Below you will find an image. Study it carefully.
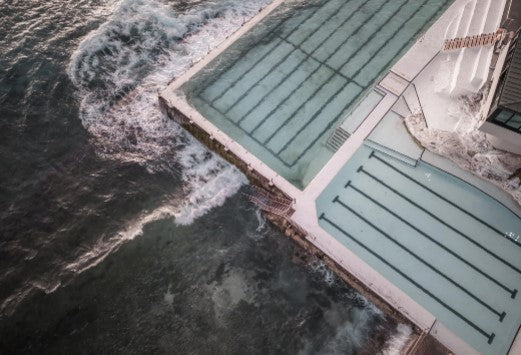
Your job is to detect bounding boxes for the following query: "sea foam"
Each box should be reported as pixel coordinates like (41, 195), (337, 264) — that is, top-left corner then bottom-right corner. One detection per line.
(1, 0), (268, 318)
(64, 0), (268, 273)
(68, 0), (267, 218)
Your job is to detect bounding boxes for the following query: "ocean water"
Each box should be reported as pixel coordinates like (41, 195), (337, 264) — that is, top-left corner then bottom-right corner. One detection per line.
(0, 0), (409, 353)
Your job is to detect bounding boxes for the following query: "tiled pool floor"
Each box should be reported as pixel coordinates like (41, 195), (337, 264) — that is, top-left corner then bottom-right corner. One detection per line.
(317, 145), (521, 354)
(180, 0), (453, 188)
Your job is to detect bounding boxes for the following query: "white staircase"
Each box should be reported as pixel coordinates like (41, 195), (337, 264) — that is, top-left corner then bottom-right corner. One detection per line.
(410, 0), (508, 131)
(443, 0), (506, 96)
(326, 127), (350, 152)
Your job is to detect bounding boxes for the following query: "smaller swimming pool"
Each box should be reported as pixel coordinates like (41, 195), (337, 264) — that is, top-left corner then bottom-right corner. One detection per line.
(317, 144), (521, 355)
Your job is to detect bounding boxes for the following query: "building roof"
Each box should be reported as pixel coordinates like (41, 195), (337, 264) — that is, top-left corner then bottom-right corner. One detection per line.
(499, 31), (521, 113)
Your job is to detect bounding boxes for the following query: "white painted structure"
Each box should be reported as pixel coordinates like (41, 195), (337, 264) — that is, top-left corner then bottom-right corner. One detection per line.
(391, 0), (507, 131)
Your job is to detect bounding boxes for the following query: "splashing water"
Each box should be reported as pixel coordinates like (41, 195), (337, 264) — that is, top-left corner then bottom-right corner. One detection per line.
(405, 92), (521, 206)
(68, 0), (271, 221)
(63, 0), (274, 276)
(381, 323), (413, 355)
(1, 0), (271, 318)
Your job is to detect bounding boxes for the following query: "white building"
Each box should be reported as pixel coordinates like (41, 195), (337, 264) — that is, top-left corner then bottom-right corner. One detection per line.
(480, 29), (521, 154)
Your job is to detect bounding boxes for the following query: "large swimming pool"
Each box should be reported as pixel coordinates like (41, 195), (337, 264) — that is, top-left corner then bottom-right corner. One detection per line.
(179, 0), (453, 188)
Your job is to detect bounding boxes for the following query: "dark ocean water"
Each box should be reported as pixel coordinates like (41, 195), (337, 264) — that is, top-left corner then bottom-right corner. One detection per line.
(0, 0), (410, 353)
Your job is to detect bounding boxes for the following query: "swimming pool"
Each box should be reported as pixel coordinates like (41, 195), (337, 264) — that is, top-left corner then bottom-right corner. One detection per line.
(178, 0), (454, 189)
(317, 144), (521, 354)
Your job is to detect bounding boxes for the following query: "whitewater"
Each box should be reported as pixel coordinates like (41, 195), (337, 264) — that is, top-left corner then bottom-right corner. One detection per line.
(1, 0), (270, 319)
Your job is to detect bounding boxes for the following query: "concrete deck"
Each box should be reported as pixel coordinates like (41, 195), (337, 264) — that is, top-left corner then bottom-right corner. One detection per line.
(160, 0), (521, 353)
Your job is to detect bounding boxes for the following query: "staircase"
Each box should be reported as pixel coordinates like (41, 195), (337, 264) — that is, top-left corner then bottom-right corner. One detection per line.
(243, 186), (293, 218)
(443, 0), (507, 96)
(326, 126), (350, 152)
(443, 28), (507, 50)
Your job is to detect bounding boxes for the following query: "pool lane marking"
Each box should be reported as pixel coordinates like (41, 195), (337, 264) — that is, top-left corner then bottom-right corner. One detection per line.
(318, 213), (496, 344)
(202, 39), (282, 102)
(263, 0), (401, 146)
(276, 0), (434, 162)
(219, 0), (354, 113)
(345, 180), (518, 299)
(332, 195), (507, 321)
(234, 0), (370, 125)
(277, 36), (359, 84)
(348, 0), (445, 83)
(246, 0), (375, 135)
(370, 152), (521, 248)
(235, 21), (367, 126)
(209, 0), (329, 104)
(357, 165), (521, 276)
(196, 96), (292, 165)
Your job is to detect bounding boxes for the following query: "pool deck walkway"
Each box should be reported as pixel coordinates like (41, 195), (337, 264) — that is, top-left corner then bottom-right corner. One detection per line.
(160, 0), (521, 353)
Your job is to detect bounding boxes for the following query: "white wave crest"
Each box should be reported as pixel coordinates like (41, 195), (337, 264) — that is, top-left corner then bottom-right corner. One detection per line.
(65, 204), (178, 274)
(67, 0), (269, 221)
(309, 259), (336, 286)
(61, 0), (263, 292)
(1, 0), (268, 318)
(381, 323), (412, 355)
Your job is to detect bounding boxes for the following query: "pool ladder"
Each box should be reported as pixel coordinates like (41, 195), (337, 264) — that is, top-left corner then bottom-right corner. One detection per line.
(243, 186), (294, 218)
(326, 127), (350, 152)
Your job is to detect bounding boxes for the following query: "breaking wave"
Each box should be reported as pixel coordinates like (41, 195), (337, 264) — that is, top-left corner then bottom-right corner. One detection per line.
(1, 0), (269, 318)
(381, 323), (412, 355)
(68, 0), (269, 215)
(65, 0), (270, 271)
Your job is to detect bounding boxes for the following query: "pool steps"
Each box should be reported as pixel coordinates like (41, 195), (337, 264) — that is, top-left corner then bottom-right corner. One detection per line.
(326, 126), (350, 152)
(364, 141), (418, 167)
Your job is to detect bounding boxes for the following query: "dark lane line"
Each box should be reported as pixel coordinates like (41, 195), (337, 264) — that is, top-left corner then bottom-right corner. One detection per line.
(370, 152), (520, 248)
(196, 96), (290, 165)
(235, 0), (369, 123)
(333, 195), (507, 321)
(319, 213), (496, 344)
(247, 0), (372, 135)
(209, 0), (329, 104)
(221, 0), (352, 113)
(345, 180), (517, 299)
(357, 165), (521, 276)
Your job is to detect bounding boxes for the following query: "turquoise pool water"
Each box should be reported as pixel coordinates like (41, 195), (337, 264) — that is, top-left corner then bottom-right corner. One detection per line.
(179, 0), (453, 189)
(317, 144), (521, 355)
